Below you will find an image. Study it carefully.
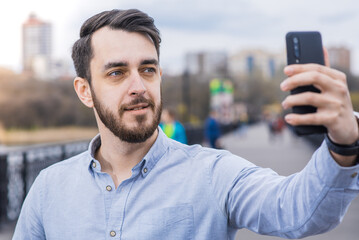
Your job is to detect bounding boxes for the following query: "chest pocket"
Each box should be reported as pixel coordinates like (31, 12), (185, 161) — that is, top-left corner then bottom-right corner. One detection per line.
(137, 204), (194, 240)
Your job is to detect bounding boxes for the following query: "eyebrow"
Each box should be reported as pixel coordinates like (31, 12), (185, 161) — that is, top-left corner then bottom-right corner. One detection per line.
(103, 61), (128, 71)
(103, 58), (159, 72)
(140, 59), (159, 66)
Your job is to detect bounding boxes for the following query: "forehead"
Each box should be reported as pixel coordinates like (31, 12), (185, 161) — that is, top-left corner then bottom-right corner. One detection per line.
(91, 27), (158, 66)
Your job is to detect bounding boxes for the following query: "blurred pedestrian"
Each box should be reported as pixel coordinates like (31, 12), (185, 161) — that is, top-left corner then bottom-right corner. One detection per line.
(204, 110), (222, 148)
(266, 113), (285, 141)
(160, 108), (187, 144)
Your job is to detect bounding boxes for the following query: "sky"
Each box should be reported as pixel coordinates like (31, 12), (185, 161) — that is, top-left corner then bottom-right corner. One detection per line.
(1, 0), (359, 75)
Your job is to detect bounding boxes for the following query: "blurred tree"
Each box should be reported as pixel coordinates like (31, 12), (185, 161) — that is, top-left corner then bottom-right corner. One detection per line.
(334, 67), (359, 91)
(351, 92), (359, 112)
(161, 73), (210, 124)
(0, 78), (96, 129)
(231, 68), (287, 122)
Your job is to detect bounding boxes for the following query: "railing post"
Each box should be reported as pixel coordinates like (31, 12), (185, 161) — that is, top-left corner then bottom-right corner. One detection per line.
(22, 152), (28, 201)
(0, 154), (9, 223)
(61, 144), (66, 161)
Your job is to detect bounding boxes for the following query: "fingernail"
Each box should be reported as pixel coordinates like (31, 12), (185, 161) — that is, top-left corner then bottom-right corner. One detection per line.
(280, 81), (288, 91)
(282, 101), (288, 109)
(285, 115), (293, 123)
(284, 66), (293, 75)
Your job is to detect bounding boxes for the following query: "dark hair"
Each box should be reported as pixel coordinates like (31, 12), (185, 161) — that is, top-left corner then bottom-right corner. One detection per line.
(71, 9), (161, 84)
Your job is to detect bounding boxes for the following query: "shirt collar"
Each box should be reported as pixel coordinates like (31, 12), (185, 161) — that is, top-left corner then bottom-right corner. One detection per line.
(140, 127), (168, 177)
(87, 133), (102, 174)
(86, 128), (169, 177)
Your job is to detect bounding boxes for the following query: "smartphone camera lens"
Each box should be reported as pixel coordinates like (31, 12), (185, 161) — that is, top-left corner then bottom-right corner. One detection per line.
(293, 37), (300, 58)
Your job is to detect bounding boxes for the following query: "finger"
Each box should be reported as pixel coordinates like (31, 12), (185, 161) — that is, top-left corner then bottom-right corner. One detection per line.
(280, 71), (332, 92)
(284, 64), (346, 82)
(282, 92), (325, 110)
(284, 112), (327, 126)
(323, 47), (330, 67)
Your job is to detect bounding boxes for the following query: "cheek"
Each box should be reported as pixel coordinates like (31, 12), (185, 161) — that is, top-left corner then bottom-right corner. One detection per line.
(100, 90), (124, 109)
(154, 88), (162, 105)
(147, 83), (161, 102)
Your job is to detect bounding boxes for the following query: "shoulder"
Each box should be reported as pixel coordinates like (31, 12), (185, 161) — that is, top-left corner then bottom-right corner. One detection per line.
(39, 150), (90, 181)
(28, 150), (91, 206)
(166, 139), (253, 170)
(47, 150), (88, 169)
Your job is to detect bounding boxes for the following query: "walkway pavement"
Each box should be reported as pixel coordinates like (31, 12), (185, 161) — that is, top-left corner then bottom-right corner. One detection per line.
(224, 123), (359, 240)
(0, 222), (14, 240)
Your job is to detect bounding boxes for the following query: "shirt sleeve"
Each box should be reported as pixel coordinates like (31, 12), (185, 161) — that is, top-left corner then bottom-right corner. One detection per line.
(209, 141), (359, 239)
(12, 171), (46, 240)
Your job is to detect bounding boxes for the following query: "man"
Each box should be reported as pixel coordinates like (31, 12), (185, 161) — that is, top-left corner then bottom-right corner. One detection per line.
(13, 9), (359, 240)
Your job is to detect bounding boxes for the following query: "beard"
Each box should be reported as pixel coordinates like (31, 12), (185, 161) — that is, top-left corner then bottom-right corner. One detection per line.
(92, 90), (162, 143)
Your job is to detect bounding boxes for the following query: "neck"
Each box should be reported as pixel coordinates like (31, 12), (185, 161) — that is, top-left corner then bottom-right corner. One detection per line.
(95, 127), (158, 188)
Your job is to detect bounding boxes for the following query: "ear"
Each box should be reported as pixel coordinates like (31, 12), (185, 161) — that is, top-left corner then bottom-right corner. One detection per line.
(73, 77), (94, 108)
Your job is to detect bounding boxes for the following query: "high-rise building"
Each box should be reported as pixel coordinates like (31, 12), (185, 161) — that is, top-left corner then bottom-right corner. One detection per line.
(328, 46), (351, 73)
(22, 13), (52, 80)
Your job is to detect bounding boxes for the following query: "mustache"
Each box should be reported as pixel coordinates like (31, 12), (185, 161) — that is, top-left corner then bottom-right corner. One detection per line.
(119, 96), (155, 112)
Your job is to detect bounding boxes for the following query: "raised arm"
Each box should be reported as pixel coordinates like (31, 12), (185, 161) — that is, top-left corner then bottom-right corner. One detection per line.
(281, 48), (359, 166)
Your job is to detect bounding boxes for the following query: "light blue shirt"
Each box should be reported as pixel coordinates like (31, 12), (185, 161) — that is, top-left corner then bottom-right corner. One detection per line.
(13, 128), (359, 239)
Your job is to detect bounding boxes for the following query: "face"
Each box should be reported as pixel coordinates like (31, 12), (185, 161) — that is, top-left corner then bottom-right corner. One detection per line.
(88, 27), (162, 143)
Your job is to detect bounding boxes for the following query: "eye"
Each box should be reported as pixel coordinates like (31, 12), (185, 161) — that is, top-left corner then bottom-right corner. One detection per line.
(143, 67), (156, 73)
(108, 70), (123, 76)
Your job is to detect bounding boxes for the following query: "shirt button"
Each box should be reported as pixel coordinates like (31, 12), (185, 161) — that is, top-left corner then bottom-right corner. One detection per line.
(351, 172), (358, 178)
(143, 167), (148, 173)
(106, 185), (112, 191)
(92, 162), (96, 168)
(110, 231), (116, 237)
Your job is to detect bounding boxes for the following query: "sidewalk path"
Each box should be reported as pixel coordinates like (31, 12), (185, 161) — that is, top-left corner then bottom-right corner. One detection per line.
(221, 123), (359, 240)
(0, 222), (15, 240)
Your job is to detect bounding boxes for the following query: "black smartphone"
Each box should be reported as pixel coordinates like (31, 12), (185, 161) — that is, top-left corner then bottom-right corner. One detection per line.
(285, 31), (327, 135)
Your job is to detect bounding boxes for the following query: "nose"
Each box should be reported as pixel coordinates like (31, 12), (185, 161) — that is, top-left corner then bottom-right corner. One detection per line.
(128, 72), (146, 96)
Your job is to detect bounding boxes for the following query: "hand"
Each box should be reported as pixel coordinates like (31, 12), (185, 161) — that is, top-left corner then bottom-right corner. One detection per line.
(280, 48), (359, 165)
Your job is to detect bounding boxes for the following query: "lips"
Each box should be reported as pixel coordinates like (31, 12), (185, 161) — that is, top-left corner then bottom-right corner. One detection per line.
(125, 103), (149, 111)
(120, 96), (155, 115)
